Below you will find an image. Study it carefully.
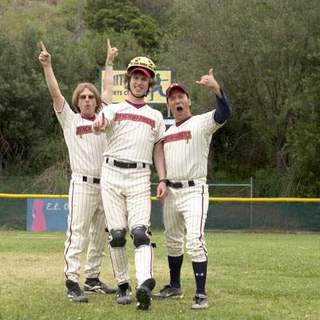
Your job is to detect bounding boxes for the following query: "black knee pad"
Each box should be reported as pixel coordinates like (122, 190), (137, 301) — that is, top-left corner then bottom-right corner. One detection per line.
(109, 228), (126, 247)
(131, 226), (150, 248)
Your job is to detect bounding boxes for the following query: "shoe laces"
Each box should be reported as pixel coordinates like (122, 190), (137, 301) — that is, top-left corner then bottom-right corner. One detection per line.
(194, 293), (207, 302)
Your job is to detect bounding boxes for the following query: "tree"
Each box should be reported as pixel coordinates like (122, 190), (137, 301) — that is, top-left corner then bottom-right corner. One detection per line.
(285, 33), (320, 196)
(84, 0), (160, 52)
(0, 1), (104, 174)
(158, 0), (320, 195)
(129, 0), (171, 25)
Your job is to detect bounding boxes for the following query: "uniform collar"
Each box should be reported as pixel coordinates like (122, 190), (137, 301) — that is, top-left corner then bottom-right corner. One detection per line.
(126, 99), (146, 109)
(175, 115), (192, 127)
(81, 114), (96, 121)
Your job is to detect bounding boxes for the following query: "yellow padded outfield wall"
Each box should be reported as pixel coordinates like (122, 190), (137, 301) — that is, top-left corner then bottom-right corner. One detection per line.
(1, 194), (319, 231)
(1, 193), (320, 202)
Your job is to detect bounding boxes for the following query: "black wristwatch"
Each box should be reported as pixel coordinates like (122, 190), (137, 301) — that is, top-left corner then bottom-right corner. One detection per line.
(159, 179), (169, 185)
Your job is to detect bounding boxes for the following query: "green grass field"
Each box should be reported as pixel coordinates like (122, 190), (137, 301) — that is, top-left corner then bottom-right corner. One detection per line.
(0, 231), (319, 320)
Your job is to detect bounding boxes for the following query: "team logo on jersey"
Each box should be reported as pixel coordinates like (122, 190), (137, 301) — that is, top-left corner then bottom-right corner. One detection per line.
(76, 125), (93, 136)
(164, 131), (192, 143)
(114, 113), (155, 128)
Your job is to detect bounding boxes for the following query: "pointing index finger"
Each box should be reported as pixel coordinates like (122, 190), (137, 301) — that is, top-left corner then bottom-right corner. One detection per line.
(39, 41), (47, 52)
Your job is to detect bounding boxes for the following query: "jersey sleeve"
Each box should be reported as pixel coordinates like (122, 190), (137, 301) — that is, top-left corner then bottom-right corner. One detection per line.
(199, 110), (224, 136)
(55, 100), (76, 129)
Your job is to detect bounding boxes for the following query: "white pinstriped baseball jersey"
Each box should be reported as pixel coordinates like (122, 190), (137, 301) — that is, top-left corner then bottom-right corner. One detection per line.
(163, 110), (223, 181)
(56, 100), (106, 177)
(99, 99), (164, 287)
(100, 100), (165, 164)
(56, 100), (108, 282)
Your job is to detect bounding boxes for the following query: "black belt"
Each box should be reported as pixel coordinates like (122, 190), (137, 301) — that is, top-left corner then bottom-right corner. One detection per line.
(106, 158), (146, 169)
(167, 180), (195, 189)
(82, 176), (100, 184)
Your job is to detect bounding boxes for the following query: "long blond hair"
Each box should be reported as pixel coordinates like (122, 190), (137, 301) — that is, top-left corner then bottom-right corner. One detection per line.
(72, 83), (102, 113)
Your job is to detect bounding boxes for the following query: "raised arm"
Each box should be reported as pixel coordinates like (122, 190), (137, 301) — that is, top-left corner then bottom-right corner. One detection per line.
(101, 38), (118, 104)
(196, 68), (232, 124)
(38, 41), (64, 112)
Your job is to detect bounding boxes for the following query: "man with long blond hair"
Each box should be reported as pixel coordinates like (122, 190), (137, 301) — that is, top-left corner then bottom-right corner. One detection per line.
(39, 39), (118, 303)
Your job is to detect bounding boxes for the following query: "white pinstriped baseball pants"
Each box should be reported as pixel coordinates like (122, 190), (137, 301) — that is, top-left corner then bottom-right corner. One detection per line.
(163, 184), (209, 262)
(64, 175), (107, 283)
(100, 163), (153, 287)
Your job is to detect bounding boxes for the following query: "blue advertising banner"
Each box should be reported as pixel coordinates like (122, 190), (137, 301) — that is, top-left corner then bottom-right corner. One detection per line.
(27, 199), (68, 232)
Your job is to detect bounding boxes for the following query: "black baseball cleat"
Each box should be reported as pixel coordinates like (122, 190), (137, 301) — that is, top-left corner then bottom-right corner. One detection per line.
(136, 278), (156, 310)
(84, 277), (117, 294)
(191, 293), (208, 309)
(116, 283), (132, 305)
(153, 284), (183, 299)
(66, 279), (88, 303)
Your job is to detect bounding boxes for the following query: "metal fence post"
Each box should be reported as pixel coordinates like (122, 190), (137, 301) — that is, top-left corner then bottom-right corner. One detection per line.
(250, 177), (253, 228)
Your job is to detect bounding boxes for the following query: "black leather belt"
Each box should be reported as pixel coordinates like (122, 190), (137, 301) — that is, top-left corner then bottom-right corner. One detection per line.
(82, 176), (100, 184)
(167, 180), (195, 189)
(106, 158), (146, 169)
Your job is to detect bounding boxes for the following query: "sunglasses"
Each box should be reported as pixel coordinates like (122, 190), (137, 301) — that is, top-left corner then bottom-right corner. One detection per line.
(79, 94), (95, 100)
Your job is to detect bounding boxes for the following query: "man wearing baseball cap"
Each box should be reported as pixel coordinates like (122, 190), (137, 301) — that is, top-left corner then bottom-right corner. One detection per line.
(154, 69), (232, 309)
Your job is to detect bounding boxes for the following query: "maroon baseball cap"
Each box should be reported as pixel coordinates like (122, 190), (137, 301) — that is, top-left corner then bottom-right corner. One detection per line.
(166, 82), (189, 98)
(130, 67), (152, 78)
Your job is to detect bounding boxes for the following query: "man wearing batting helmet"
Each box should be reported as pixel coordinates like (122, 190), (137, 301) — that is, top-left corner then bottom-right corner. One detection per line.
(154, 69), (232, 309)
(92, 56), (167, 310)
(39, 39), (118, 303)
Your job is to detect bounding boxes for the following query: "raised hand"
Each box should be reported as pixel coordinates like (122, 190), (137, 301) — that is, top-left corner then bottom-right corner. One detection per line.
(106, 38), (118, 65)
(38, 41), (51, 67)
(196, 68), (221, 96)
(92, 112), (107, 133)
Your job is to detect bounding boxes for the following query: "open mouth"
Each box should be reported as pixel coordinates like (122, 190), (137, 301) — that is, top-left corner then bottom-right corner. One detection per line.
(177, 106), (183, 112)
